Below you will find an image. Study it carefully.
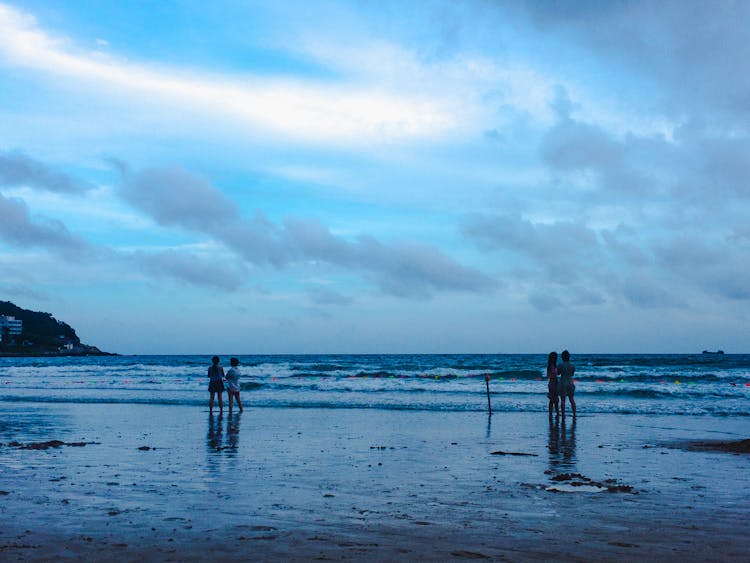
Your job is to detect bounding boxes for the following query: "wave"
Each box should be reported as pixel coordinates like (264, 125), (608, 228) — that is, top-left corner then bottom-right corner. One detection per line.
(1, 394), (748, 416)
(247, 370), (749, 386)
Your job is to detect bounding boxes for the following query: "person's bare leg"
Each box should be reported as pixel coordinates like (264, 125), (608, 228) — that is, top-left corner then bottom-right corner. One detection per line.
(228, 392), (233, 412)
(236, 394), (243, 412)
(570, 395), (576, 417)
(561, 396), (566, 418)
(209, 391), (215, 414)
(218, 392), (223, 413)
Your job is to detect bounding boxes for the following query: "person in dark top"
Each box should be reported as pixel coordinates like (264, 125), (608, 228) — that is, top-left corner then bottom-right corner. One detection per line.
(207, 355), (225, 414)
(546, 351), (560, 417)
(557, 349), (576, 418)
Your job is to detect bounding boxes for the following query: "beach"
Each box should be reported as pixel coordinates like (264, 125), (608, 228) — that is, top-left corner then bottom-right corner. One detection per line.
(1, 401), (749, 561)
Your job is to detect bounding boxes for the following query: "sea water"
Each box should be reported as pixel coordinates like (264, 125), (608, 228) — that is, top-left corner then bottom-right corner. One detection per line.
(0, 354), (748, 416)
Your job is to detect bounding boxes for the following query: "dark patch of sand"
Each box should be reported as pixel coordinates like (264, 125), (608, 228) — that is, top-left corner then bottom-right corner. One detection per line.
(683, 439), (750, 453)
(451, 550), (490, 559)
(546, 472), (636, 493)
(1, 440), (96, 450)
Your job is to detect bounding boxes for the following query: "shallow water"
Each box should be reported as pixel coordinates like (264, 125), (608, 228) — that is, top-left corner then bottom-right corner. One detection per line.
(1, 353), (749, 415)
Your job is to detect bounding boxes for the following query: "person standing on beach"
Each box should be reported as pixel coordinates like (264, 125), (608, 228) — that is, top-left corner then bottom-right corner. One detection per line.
(207, 356), (225, 414)
(224, 357), (243, 413)
(557, 350), (576, 418)
(546, 351), (560, 416)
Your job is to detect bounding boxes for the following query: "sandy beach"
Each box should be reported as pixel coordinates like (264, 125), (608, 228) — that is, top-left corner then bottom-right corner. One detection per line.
(1, 402), (749, 561)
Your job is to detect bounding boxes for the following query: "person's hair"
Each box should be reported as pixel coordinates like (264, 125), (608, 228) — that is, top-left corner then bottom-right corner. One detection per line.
(230, 357), (239, 367)
(211, 356), (220, 364)
(547, 351), (558, 368)
(561, 350), (570, 361)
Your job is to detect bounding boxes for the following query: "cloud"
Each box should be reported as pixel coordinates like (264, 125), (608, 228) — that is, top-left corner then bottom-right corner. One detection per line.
(307, 286), (353, 306)
(673, 126), (750, 200)
(0, 192), (91, 256)
(354, 235), (496, 298)
(461, 212), (623, 306)
(121, 165), (497, 298)
(601, 229), (649, 268)
(461, 212), (601, 284)
(121, 167), (239, 231)
(461, 212), (698, 309)
(0, 283), (48, 301)
(282, 218), (496, 297)
(0, 150), (94, 194)
(568, 285), (605, 306)
(135, 249), (245, 291)
(540, 89), (655, 196)
(517, 0), (750, 121)
(619, 273), (686, 309)
(654, 235), (750, 301)
(529, 291), (562, 311)
(0, 157), (245, 292)
(0, 3), (456, 144)
(0, 153), (495, 298)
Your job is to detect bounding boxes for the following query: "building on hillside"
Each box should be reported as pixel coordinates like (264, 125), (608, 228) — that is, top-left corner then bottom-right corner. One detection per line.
(0, 315), (23, 342)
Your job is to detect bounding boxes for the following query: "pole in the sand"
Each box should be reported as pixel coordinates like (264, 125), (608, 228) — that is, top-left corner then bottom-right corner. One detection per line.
(485, 373), (492, 415)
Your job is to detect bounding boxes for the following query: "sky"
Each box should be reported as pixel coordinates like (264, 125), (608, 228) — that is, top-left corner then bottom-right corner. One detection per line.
(1, 0), (749, 354)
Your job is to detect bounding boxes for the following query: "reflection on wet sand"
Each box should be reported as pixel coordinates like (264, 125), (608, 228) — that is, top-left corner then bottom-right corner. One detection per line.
(226, 412), (241, 452)
(207, 413), (224, 452)
(206, 412), (242, 453)
(548, 416), (576, 470)
(0, 407), (69, 443)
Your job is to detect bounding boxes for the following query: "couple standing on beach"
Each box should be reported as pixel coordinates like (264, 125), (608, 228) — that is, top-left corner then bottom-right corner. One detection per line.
(546, 350), (576, 418)
(208, 356), (243, 414)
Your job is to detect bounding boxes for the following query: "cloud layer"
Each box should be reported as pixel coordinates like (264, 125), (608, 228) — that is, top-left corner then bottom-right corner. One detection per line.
(0, 150), (94, 194)
(121, 166), (497, 298)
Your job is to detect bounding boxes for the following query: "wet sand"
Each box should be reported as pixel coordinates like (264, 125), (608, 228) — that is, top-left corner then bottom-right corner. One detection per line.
(1, 402), (749, 561)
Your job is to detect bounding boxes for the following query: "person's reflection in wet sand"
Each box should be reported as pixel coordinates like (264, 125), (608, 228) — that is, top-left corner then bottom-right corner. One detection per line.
(547, 415), (561, 471)
(548, 416), (577, 472)
(207, 413), (223, 452)
(560, 417), (577, 469)
(226, 412), (241, 452)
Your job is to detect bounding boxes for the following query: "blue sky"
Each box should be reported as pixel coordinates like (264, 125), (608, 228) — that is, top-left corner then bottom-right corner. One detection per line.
(1, 0), (749, 354)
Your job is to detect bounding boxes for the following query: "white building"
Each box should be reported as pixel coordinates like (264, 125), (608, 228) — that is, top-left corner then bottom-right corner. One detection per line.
(0, 315), (23, 341)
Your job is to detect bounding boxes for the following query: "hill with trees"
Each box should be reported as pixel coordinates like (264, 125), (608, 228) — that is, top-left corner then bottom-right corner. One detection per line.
(0, 301), (112, 356)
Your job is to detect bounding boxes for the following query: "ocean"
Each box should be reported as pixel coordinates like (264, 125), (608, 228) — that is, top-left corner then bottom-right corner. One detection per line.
(1, 353), (748, 416)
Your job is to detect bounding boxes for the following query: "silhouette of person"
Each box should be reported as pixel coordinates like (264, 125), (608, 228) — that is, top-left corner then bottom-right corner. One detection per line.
(225, 357), (243, 413)
(207, 356), (225, 414)
(558, 350), (576, 418)
(546, 351), (560, 416)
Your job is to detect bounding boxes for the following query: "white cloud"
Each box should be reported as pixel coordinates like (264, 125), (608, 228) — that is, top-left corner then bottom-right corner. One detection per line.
(0, 3), (458, 144)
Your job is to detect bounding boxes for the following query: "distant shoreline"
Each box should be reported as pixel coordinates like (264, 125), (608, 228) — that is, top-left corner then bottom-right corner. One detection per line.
(0, 350), (118, 358)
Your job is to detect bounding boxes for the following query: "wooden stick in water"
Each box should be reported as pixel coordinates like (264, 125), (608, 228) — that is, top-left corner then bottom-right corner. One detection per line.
(485, 373), (492, 415)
